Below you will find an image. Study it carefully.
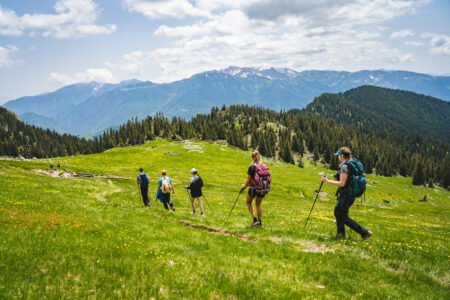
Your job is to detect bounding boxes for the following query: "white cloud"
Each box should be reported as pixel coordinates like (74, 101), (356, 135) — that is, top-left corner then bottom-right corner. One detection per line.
(0, 0), (116, 38)
(0, 45), (23, 68)
(115, 0), (427, 82)
(123, 0), (210, 19)
(390, 29), (415, 39)
(421, 33), (450, 56)
(49, 68), (118, 85)
(404, 40), (423, 47)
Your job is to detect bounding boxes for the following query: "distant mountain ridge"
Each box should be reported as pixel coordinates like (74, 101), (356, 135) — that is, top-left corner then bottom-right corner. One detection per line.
(303, 85), (450, 143)
(3, 67), (450, 135)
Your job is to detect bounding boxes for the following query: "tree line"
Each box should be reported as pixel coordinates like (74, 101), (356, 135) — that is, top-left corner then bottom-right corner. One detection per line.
(2, 105), (448, 189)
(97, 105), (449, 189)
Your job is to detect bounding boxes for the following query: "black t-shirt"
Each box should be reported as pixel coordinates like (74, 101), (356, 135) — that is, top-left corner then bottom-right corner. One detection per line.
(247, 165), (256, 178)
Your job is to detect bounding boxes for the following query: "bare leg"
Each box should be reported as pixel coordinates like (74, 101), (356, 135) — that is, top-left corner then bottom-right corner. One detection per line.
(197, 198), (204, 214)
(256, 197), (263, 221)
(246, 194), (255, 218)
(190, 197), (195, 213)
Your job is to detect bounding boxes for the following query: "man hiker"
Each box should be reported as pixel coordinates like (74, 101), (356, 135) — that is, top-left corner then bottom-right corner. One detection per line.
(185, 168), (204, 215)
(137, 168), (150, 206)
(57, 161), (61, 170)
(241, 150), (271, 227)
(321, 147), (372, 240)
(158, 169), (175, 211)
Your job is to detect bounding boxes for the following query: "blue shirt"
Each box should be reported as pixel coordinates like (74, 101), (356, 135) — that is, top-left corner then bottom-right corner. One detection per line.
(157, 176), (173, 186)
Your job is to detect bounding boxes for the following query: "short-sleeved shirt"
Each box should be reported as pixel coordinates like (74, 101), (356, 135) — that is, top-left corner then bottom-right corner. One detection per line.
(158, 176), (173, 186)
(338, 162), (351, 192)
(247, 165), (256, 178)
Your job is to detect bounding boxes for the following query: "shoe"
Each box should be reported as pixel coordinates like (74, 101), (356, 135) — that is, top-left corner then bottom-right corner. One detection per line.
(335, 234), (346, 240)
(192, 210), (196, 214)
(257, 219), (262, 227)
(200, 212), (204, 216)
(251, 218), (260, 227)
(172, 208), (176, 212)
(362, 231), (372, 240)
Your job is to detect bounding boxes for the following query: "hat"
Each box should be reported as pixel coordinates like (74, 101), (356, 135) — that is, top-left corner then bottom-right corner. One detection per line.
(335, 147), (351, 156)
(190, 168), (197, 174)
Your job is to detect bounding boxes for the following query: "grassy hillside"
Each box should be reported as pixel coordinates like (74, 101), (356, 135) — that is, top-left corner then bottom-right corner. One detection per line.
(0, 140), (448, 299)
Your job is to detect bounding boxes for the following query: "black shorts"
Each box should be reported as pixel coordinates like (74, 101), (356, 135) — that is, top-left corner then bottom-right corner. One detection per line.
(248, 188), (265, 199)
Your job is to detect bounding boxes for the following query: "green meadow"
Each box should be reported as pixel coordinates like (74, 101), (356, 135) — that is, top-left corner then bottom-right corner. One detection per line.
(0, 139), (448, 299)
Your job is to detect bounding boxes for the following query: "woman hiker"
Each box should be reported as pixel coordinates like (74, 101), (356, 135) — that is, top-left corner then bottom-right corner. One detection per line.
(241, 150), (271, 227)
(321, 147), (372, 240)
(185, 168), (204, 215)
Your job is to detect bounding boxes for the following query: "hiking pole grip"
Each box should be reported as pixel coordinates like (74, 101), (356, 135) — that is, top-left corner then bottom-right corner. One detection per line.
(303, 181), (324, 230)
(227, 190), (243, 220)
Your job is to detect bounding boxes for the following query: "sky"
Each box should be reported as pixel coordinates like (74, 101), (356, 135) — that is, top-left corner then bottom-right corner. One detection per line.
(0, 0), (449, 104)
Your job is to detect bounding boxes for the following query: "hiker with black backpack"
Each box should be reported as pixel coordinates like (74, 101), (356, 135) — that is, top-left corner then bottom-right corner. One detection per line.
(321, 147), (372, 240)
(137, 167), (150, 206)
(241, 150), (272, 227)
(185, 168), (204, 215)
(158, 169), (175, 211)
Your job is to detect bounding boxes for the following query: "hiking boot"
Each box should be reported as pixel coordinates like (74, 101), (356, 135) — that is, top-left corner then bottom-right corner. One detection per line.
(251, 218), (260, 227)
(200, 212), (204, 216)
(256, 219), (262, 227)
(334, 234), (346, 240)
(172, 208), (176, 212)
(362, 231), (372, 240)
(192, 210), (196, 215)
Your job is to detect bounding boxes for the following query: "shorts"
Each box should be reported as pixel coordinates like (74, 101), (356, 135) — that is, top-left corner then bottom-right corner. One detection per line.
(248, 188), (266, 199)
(161, 192), (171, 202)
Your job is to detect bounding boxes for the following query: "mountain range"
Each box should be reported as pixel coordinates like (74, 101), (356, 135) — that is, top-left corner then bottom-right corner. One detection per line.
(3, 67), (450, 135)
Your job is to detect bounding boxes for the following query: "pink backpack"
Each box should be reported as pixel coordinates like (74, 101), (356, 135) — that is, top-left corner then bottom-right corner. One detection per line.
(251, 164), (272, 194)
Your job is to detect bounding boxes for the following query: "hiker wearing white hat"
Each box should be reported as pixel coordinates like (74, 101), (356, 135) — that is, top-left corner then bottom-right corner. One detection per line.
(185, 168), (204, 215)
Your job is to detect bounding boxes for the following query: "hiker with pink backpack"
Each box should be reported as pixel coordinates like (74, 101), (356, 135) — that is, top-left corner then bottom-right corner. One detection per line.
(240, 150), (272, 227)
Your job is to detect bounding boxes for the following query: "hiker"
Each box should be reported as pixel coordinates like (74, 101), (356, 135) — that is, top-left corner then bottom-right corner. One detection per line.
(321, 147), (372, 240)
(57, 161), (61, 170)
(158, 169), (175, 211)
(241, 150), (271, 227)
(185, 168), (204, 215)
(136, 168), (150, 206)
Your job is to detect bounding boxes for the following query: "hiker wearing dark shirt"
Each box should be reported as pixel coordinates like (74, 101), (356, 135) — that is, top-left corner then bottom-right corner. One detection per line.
(322, 147), (372, 240)
(241, 150), (271, 227)
(185, 168), (204, 215)
(137, 168), (150, 206)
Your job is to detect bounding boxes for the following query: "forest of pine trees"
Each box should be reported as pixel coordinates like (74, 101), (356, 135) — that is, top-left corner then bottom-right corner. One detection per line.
(2, 105), (448, 189)
(96, 105), (449, 189)
(0, 107), (100, 158)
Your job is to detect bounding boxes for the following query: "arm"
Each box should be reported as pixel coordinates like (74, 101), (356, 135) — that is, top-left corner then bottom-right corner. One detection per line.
(241, 175), (252, 191)
(322, 173), (348, 188)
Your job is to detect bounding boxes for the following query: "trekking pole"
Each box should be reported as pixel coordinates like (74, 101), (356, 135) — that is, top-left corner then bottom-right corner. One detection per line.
(303, 181), (324, 230)
(202, 194), (213, 213)
(227, 190), (243, 220)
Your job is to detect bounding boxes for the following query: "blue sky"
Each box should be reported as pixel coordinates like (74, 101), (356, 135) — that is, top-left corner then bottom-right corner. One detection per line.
(0, 0), (449, 103)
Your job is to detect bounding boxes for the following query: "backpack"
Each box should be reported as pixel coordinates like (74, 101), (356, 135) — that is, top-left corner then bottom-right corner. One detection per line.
(161, 177), (171, 194)
(139, 173), (149, 187)
(345, 158), (366, 197)
(251, 164), (272, 194)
